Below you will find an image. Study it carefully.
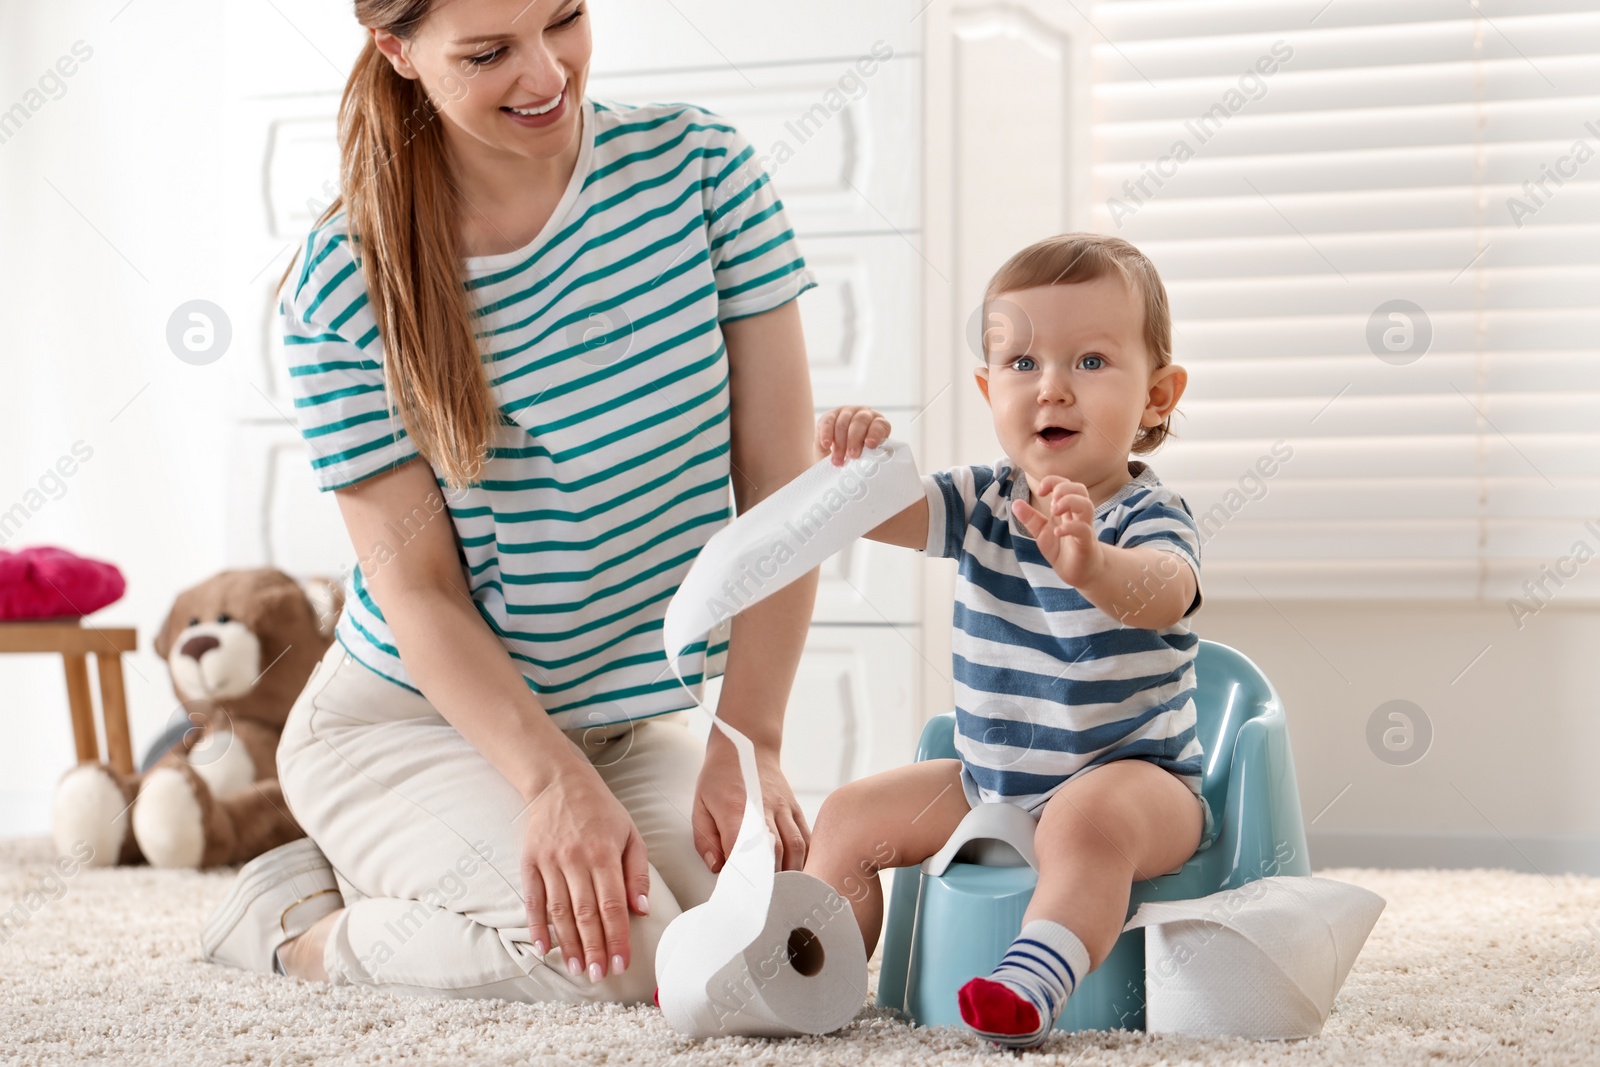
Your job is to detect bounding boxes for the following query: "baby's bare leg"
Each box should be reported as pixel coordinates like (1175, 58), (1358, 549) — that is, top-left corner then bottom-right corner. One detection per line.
(803, 759), (969, 957)
(1026, 758), (1203, 969)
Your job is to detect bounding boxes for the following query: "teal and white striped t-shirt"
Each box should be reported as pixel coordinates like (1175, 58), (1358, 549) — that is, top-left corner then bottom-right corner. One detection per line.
(279, 97), (816, 729)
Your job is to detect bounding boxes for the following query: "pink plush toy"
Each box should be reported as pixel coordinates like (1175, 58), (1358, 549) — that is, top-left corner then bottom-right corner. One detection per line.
(0, 546), (126, 621)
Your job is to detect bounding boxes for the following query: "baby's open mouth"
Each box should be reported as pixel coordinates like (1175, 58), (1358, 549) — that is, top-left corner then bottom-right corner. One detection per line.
(1037, 427), (1078, 442)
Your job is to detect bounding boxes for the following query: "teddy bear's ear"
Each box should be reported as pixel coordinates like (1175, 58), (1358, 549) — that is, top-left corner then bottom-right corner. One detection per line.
(152, 601), (179, 661)
(300, 576), (343, 639)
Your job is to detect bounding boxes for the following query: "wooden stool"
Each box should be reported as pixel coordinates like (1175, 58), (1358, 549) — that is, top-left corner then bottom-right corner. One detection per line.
(0, 619), (138, 775)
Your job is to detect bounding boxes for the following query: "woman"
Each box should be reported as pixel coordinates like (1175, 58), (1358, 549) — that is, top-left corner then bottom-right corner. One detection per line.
(199, 0), (818, 1005)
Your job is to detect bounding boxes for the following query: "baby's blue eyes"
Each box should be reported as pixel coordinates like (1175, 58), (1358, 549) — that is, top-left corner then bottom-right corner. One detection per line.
(1009, 354), (1104, 371)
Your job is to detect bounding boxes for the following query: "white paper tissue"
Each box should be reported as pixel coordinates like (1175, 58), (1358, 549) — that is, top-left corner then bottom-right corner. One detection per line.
(1122, 875), (1386, 1039)
(655, 440), (925, 1038)
(663, 438), (923, 666)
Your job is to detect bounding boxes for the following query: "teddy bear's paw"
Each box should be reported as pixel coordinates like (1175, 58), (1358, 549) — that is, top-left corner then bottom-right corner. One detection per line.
(52, 764), (130, 867)
(132, 766), (208, 869)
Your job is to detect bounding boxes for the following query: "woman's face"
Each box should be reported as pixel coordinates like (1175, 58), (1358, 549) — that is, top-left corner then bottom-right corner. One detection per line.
(373, 0), (592, 167)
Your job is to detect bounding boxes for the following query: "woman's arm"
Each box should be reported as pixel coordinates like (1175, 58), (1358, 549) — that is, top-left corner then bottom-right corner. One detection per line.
(695, 297), (818, 874)
(330, 459), (652, 983)
(331, 460), (578, 801)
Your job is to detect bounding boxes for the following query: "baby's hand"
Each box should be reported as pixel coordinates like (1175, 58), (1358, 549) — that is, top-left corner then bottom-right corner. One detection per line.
(1012, 476), (1106, 589)
(816, 406), (892, 466)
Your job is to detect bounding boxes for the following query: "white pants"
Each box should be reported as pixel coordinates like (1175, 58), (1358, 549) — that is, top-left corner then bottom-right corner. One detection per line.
(276, 640), (718, 1004)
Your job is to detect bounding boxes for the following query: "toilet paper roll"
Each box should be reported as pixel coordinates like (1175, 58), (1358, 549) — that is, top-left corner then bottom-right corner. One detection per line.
(655, 870), (870, 1036)
(1122, 875), (1386, 1040)
(655, 440), (924, 1038)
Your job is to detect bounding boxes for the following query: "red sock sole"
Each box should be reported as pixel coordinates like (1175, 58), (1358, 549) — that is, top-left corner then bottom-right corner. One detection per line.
(957, 976), (1041, 1036)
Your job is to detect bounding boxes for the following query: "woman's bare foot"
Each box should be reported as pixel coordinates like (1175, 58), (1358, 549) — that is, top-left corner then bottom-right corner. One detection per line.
(276, 908), (342, 981)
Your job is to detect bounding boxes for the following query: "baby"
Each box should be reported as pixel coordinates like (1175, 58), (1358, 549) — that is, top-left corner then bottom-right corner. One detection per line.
(801, 233), (1214, 1049)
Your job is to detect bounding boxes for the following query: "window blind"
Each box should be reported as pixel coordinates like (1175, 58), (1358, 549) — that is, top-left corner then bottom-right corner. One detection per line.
(1087, 0), (1600, 605)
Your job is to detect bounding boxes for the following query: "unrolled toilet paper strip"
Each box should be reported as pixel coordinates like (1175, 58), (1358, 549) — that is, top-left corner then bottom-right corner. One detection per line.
(654, 440), (924, 1038)
(1122, 875), (1386, 1040)
(662, 438), (923, 673)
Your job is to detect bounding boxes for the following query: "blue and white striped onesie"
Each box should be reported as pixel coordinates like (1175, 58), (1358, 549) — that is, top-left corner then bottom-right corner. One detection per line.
(921, 457), (1216, 853)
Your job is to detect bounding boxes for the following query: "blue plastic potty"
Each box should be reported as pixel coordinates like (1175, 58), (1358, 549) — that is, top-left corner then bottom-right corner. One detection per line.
(875, 638), (1311, 1033)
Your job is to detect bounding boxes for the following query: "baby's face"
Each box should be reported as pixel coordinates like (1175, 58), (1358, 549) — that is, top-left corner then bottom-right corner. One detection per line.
(976, 274), (1179, 507)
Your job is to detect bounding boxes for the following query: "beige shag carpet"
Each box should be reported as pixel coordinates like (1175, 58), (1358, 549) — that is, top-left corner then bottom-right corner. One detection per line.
(1, 834), (1597, 1066)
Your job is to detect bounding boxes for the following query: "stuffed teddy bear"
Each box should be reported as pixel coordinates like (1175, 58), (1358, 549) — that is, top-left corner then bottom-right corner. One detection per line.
(51, 567), (342, 869)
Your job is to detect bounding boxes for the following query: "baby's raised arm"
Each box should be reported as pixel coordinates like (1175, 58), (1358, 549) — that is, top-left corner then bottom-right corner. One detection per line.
(814, 405), (930, 550)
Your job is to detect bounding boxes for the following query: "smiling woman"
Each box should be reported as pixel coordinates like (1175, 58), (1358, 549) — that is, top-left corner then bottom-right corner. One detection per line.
(412, 0), (595, 208)
(197, 0), (824, 1007)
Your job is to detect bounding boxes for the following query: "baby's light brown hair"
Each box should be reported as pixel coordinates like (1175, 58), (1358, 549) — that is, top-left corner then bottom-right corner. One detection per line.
(983, 232), (1177, 455)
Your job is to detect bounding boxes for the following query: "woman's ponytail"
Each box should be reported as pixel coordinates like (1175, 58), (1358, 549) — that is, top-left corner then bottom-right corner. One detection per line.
(277, 1), (495, 492)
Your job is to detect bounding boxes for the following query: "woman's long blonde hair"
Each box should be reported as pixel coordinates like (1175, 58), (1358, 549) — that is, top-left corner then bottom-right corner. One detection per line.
(276, 0), (495, 491)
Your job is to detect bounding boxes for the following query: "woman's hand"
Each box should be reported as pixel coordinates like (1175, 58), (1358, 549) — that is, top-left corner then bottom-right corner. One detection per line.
(1012, 475), (1107, 589)
(520, 751), (652, 984)
(816, 406), (892, 466)
(693, 730), (811, 873)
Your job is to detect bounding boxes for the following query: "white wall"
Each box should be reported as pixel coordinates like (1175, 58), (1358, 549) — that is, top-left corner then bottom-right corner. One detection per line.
(1, 1), (240, 833)
(1195, 602), (1600, 874)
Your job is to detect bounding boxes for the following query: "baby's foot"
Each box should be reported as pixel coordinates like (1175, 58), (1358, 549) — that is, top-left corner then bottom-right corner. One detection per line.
(958, 976), (1049, 1047)
(956, 919), (1091, 1049)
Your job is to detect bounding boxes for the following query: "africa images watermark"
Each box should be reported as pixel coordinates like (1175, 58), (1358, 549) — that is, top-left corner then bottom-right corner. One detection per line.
(758, 40), (894, 180)
(1116, 840), (1300, 1024)
(703, 447), (897, 625)
(0, 440), (95, 548)
(1367, 698), (1432, 766)
(345, 482), (467, 588)
(705, 41), (896, 243)
(1101, 441), (1293, 626)
(0, 40), (94, 148)
(1505, 116), (1600, 227)
(1105, 40), (1294, 228)
(1195, 440), (1295, 548)
(0, 840), (96, 945)
(352, 839), (496, 979)
(1505, 519), (1600, 630)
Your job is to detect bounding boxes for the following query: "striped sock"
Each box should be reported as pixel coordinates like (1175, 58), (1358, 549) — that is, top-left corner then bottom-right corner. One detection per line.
(957, 920), (1091, 1048)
